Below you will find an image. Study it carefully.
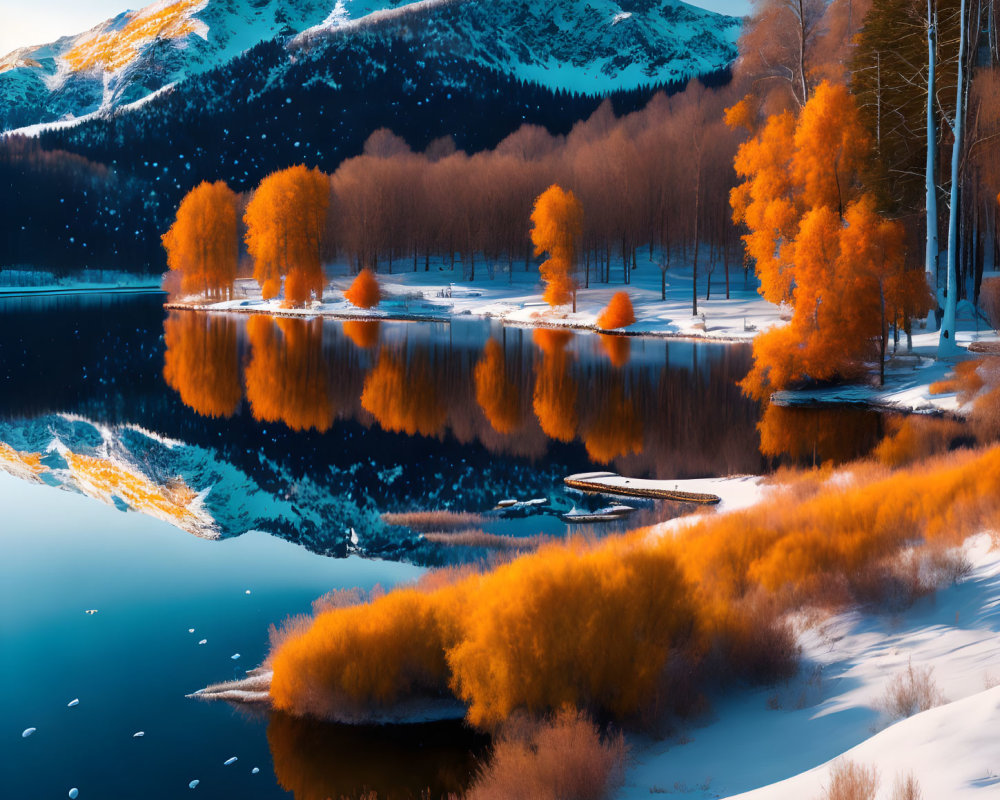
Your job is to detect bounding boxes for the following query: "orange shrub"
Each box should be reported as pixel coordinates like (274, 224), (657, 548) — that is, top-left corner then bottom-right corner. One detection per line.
(596, 293), (635, 330)
(345, 268), (381, 309)
(269, 588), (455, 720)
(267, 443), (1000, 730)
(466, 708), (627, 800)
(872, 416), (969, 468)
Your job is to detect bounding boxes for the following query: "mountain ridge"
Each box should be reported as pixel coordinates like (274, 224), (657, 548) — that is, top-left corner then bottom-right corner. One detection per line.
(1, 0), (740, 133)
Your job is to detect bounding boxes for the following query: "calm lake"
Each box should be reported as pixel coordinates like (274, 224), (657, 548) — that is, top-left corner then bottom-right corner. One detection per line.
(0, 292), (889, 799)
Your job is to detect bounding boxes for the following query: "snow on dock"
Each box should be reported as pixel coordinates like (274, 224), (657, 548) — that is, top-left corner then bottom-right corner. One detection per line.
(564, 472), (763, 512)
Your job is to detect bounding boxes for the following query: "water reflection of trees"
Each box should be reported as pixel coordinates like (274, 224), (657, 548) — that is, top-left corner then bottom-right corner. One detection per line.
(267, 711), (486, 800)
(162, 312), (242, 418)
(164, 313), (771, 477)
(244, 316), (336, 433)
(757, 404), (884, 466)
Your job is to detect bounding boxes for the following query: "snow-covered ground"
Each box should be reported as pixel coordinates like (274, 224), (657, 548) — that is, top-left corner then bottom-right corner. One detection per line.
(621, 533), (1000, 799)
(171, 255), (784, 342)
(773, 317), (1000, 417)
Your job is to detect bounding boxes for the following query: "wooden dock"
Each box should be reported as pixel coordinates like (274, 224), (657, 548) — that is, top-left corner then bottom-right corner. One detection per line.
(563, 472), (722, 505)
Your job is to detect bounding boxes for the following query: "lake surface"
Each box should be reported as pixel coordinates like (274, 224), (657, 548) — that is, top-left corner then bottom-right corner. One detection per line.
(0, 293), (891, 798)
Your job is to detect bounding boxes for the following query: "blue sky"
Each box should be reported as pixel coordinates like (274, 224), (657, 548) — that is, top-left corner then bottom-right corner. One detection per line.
(0, 0), (751, 58)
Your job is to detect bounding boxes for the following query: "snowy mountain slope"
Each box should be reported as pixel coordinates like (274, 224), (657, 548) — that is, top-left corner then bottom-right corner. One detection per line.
(0, 0), (332, 130)
(293, 0), (742, 94)
(1, 0), (740, 132)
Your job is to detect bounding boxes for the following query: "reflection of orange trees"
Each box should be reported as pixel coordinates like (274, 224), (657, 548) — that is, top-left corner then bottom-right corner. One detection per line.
(162, 312), (241, 418)
(64, 451), (214, 537)
(270, 443), (1000, 729)
(64, 0), (204, 73)
(344, 268), (381, 309)
(757, 404), (882, 465)
(596, 292), (635, 330)
(530, 185), (583, 309)
(474, 339), (524, 434)
(0, 443), (46, 482)
(361, 348), (446, 437)
(244, 316), (334, 433)
(582, 379), (643, 463)
(244, 166), (330, 305)
(341, 319), (380, 349)
(161, 180), (239, 299)
(599, 334), (631, 367)
(532, 329), (577, 442)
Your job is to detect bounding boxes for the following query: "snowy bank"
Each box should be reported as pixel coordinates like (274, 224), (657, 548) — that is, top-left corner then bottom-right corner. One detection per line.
(166, 255), (784, 343)
(621, 533), (1000, 799)
(773, 324), (1000, 417)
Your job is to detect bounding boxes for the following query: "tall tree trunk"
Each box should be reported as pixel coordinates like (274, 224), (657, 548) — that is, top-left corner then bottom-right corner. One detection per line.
(925, 0), (940, 329)
(939, 0), (966, 356)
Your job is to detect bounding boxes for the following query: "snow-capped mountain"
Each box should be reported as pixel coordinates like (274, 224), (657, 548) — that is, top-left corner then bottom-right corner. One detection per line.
(0, 0), (332, 131)
(1, 0), (740, 133)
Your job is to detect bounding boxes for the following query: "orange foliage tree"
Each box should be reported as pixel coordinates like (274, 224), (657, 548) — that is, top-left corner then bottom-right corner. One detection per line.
(731, 82), (930, 399)
(596, 292), (636, 330)
(344, 267), (380, 309)
(244, 165), (330, 306)
(530, 185), (583, 310)
(161, 180), (239, 300)
(244, 316), (334, 432)
(162, 311), (241, 418)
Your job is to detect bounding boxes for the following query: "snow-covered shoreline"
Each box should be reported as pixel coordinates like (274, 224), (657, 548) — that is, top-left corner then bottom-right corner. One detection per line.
(621, 532), (1000, 800)
(165, 258), (785, 342)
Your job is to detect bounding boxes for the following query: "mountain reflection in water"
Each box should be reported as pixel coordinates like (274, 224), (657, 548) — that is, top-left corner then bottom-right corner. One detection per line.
(0, 295), (892, 564)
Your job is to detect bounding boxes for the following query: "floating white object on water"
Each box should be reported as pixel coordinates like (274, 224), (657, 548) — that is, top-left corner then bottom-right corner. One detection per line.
(188, 628), (195, 633)
(188, 780), (199, 789)
(251, 767), (259, 775)
(245, 590), (251, 595)
(224, 757), (238, 766)
(22, 727), (36, 738)
(69, 788), (79, 799)
(84, 610), (97, 615)
(231, 653), (240, 660)
(198, 639), (207, 645)
(67, 699), (79, 707)
(133, 731), (144, 738)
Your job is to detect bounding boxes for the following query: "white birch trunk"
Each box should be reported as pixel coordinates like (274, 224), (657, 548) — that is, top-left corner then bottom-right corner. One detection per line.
(925, 0), (939, 329)
(939, 0), (966, 356)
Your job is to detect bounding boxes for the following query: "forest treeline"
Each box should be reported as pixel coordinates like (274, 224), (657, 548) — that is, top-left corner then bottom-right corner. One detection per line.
(2, 31), (703, 275)
(161, 78), (746, 307)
